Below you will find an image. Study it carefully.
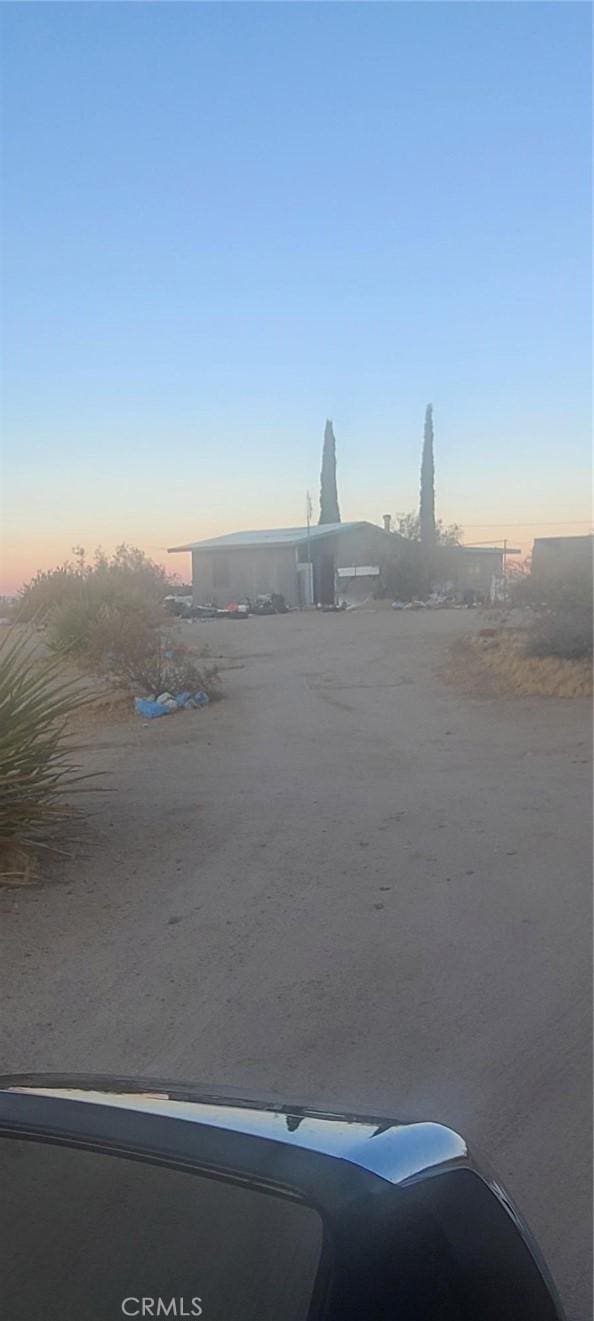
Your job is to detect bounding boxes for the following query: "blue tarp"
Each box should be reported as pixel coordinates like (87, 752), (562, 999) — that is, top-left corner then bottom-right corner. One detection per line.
(135, 691), (210, 717)
(134, 698), (170, 719)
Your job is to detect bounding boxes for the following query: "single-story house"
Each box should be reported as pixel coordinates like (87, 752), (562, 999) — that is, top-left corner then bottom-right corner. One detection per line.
(532, 534), (593, 586)
(169, 521), (395, 607)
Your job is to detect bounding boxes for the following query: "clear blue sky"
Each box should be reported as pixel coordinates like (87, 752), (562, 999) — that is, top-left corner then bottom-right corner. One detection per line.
(1, 2), (591, 588)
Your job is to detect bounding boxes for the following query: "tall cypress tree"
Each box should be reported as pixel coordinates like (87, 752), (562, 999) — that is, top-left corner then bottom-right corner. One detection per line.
(419, 404), (436, 545)
(319, 419), (341, 524)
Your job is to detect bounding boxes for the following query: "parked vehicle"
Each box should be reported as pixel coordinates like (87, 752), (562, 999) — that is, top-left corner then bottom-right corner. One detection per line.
(0, 1076), (565, 1321)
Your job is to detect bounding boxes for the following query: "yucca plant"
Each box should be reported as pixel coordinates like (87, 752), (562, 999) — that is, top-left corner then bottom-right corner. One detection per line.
(0, 628), (95, 881)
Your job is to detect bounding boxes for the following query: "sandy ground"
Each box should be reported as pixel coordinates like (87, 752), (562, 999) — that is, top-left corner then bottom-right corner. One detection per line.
(1, 607), (592, 1319)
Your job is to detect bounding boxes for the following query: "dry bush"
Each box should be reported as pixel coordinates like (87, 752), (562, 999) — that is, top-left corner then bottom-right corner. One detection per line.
(90, 613), (221, 698)
(17, 544), (171, 628)
(16, 544), (221, 706)
(444, 632), (592, 699)
(48, 587), (162, 658)
(526, 604), (593, 662)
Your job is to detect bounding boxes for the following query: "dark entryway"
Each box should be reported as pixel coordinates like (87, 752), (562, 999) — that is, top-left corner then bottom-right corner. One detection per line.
(317, 552), (336, 605)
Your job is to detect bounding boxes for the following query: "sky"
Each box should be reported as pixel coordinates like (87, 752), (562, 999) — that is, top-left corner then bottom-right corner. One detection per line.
(1, 1), (591, 592)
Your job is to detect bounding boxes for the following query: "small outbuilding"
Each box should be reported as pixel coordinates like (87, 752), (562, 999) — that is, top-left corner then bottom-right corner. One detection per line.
(169, 521), (393, 607)
(532, 534), (593, 587)
(434, 544), (512, 601)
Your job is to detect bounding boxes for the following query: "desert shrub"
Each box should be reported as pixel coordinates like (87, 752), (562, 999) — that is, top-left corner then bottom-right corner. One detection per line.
(545, 576), (593, 612)
(46, 594), (103, 655)
(0, 628), (93, 879)
(17, 544), (171, 626)
(526, 604), (593, 661)
(162, 654), (220, 700)
(16, 546), (221, 701)
(47, 584), (161, 659)
(508, 555), (592, 613)
(155, 643), (220, 700)
(86, 611), (221, 698)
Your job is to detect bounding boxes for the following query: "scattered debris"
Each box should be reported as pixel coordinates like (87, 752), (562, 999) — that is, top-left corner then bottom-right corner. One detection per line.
(184, 605), (218, 621)
(180, 593), (292, 620)
(392, 592), (470, 610)
(220, 603), (250, 619)
(134, 698), (169, 719)
(250, 593), (288, 615)
(134, 690), (210, 718)
(156, 692), (178, 711)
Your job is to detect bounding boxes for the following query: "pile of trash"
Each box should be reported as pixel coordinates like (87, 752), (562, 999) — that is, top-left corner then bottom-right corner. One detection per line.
(173, 594), (289, 622)
(218, 602), (250, 620)
(250, 593), (288, 616)
(134, 690), (210, 719)
(392, 592), (480, 610)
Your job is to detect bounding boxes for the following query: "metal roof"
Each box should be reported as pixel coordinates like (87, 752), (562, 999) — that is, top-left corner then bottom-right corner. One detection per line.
(455, 545), (510, 555)
(168, 522), (381, 552)
(533, 534), (593, 549)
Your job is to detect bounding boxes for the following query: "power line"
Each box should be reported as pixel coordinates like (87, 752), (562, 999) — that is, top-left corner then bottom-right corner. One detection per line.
(460, 520), (592, 529)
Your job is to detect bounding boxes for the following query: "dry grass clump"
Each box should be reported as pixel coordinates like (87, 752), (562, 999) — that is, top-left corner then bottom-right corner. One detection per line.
(444, 631), (592, 698)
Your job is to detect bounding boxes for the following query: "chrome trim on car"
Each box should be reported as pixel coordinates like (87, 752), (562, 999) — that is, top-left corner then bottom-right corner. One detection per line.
(2, 1084), (468, 1186)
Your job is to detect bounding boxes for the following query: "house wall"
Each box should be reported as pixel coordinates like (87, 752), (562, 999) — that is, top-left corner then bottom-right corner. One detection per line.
(191, 524), (394, 606)
(435, 547), (504, 596)
(532, 536), (593, 586)
(332, 523), (393, 566)
(192, 545), (299, 605)
(298, 524), (394, 603)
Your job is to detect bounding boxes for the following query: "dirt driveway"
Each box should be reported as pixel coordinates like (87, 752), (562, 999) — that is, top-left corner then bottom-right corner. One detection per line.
(1, 607), (592, 1319)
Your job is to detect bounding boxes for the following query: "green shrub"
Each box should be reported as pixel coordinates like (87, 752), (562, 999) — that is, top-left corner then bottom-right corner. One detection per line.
(0, 629), (94, 879)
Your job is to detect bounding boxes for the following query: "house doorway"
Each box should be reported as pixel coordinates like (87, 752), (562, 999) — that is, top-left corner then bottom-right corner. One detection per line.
(317, 552), (336, 605)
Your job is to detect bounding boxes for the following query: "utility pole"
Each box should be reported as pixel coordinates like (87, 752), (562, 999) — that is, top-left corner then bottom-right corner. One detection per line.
(502, 539), (509, 601)
(306, 490), (313, 606)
